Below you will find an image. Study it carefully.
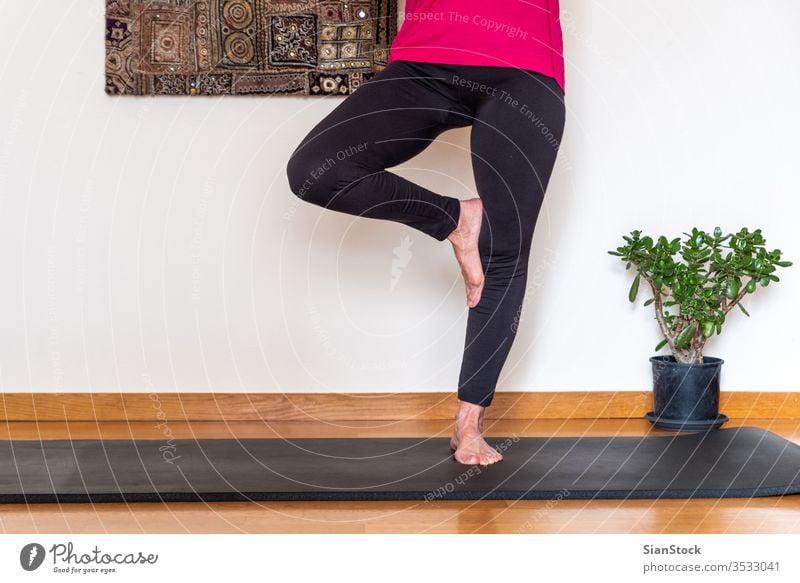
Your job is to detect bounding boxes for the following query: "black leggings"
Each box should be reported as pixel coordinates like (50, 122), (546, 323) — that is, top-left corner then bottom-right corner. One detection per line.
(286, 59), (566, 407)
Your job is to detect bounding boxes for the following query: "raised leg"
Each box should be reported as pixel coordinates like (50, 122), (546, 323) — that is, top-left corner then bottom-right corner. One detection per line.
(286, 60), (471, 241)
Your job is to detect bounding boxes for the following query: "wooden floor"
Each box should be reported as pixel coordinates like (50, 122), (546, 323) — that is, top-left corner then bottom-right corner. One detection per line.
(2, 417), (799, 534)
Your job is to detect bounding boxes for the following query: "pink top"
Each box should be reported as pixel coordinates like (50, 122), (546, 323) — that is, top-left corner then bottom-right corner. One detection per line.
(387, 0), (566, 93)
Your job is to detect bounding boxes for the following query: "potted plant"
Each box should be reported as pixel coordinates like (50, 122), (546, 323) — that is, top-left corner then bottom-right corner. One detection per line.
(609, 227), (792, 431)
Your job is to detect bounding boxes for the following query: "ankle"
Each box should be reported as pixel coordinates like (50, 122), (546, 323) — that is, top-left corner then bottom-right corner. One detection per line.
(454, 401), (485, 430)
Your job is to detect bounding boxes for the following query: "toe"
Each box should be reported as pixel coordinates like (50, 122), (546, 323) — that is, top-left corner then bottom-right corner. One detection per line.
(483, 448), (502, 463)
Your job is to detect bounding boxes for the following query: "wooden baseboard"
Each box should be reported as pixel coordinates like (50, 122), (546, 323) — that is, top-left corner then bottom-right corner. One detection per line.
(1, 391), (799, 422)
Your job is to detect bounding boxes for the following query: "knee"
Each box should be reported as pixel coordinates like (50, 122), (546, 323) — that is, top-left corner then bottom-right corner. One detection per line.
(482, 250), (530, 286)
(286, 148), (354, 208)
(286, 149), (318, 202)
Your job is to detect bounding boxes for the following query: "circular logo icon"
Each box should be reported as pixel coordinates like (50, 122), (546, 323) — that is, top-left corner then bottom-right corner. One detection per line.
(20, 543), (46, 571)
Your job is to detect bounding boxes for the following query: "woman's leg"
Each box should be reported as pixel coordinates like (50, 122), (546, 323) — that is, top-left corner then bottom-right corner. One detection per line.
(286, 60), (470, 241)
(452, 68), (566, 464)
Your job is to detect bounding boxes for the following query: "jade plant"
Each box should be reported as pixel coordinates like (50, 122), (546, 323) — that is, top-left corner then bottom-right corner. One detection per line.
(609, 227), (792, 364)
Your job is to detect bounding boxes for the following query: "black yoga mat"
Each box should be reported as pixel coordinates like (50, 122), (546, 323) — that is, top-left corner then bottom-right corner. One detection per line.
(2, 427), (800, 502)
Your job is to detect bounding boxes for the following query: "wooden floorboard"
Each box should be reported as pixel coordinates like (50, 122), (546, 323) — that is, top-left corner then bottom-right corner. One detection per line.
(4, 391), (800, 421)
(1, 418), (799, 534)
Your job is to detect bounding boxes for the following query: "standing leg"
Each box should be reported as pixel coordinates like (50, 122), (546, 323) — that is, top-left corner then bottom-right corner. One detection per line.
(452, 68), (566, 464)
(286, 60), (471, 241)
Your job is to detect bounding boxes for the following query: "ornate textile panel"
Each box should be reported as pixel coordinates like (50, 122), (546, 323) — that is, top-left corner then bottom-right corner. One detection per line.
(105, 0), (398, 96)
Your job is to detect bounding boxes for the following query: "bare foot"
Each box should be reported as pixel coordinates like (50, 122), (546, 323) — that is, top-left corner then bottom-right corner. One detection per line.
(449, 400), (503, 465)
(446, 198), (484, 308)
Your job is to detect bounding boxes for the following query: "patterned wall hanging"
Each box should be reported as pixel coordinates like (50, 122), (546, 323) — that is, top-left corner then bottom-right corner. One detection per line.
(105, 0), (398, 96)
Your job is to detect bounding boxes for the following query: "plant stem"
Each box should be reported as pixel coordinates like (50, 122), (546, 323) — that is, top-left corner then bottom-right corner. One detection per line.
(723, 278), (752, 315)
(687, 329), (704, 363)
(642, 275), (678, 355)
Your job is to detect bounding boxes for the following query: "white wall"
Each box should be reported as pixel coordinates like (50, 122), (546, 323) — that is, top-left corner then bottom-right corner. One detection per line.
(0, 1), (798, 394)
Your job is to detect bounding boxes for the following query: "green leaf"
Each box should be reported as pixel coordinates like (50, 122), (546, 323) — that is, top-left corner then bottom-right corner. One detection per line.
(654, 338), (669, 351)
(675, 324), (696, 349)
(702, 321), (715, 338)
(643, 298), (654, 306)
(746, 279), (756, 293)
(629, 273), (641, 302)
(738, 303), (750, 317)
(725, 278), (740, 299)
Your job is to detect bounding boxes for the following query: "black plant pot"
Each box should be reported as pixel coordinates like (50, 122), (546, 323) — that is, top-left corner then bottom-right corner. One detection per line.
(645, 355), (729, 432)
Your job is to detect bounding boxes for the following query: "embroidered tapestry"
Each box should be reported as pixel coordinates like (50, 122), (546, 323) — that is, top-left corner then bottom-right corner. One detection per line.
(105, 0), (398, 96)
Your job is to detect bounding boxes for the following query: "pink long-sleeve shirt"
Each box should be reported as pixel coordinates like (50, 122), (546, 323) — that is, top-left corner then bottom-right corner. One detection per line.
(387, 0), (566, 93)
